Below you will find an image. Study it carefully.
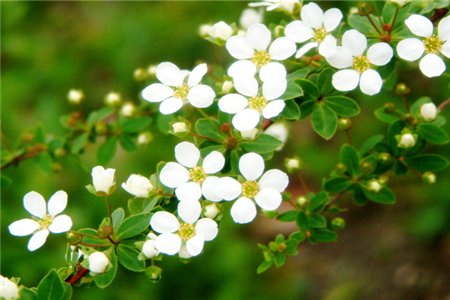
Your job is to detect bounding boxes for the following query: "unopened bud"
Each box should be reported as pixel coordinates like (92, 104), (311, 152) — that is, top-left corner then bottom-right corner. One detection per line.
(142, 239), (159, 258)
(54, 148), (67, 158)
(367, 179), (382, 193)
(395, 83), (411, 95)
(360, 161), (373, 173)
(223, 136), (237, 150)
(285, 157), (303, 173)
(358, 1), (374, 16)
(22, 133), (34, 143)
(95, 122), (108, 135)
(199, 24), (212, 38)
(220, 122), (231, 133)
(121, 102), (136, 118)
(97, 226), (113, 239)
(68, 89), (84, 105)
(137, 131), (153, 145)
(134, 68), (149, 81)
(420, 103), (437, 121)
(147, 65), (157, 76)
(277, 242), (287, 252)
(204, 203), (221, 219)
(334, 162), (348, 174)
(422, 171), (436, 185)
(67, 232), (83, 245)
(331, 218), (345, 230)
(222, 81), (234, 94)
(397, 133), (416, 148)
(88, 252), (109, 274)
(208, 21), (233, 41)
(378, 152), (392, 164)
(338, 117), (353, 131)
(296, 196), (310, 209)
(382, 23), (392, 32)
(388, 0), (411, 8)
(105, 92), (122, 107)
(0, 276), (20, 300)
(384, 102), (396, 113)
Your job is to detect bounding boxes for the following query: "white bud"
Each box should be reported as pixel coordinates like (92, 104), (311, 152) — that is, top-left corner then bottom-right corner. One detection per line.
(88, 252), (109, 273)
(147, 65), (157, 76)
(264, 123), (288, 150)
(199, 24), (212, 37)
(367, 180), (382, 193)
(137, 131), (153, 145)
(204, 204), (220, 219)
(420, 103), (437, 121)
(349, 7), (359, 15)
(172, 122), (188, 133)
(121, 102), (136, 117)
(208, 21), (233, 41)
(222, 81), (234, 94)
(142, 239), (159, 258)
(92, 166), (116, 194)
(68, 89), (84, 105)
(0, 276), (20, 300)
(388, 0), (411, 7)
(398, 133), (416, 148)
(122, 174), (153, 198)
(105, 92), (121, 107)
(240, 9), (263, 30)
(240, 128), (259, 140)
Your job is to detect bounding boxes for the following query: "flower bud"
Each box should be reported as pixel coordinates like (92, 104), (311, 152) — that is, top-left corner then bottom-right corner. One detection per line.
(285, 157), (303, 173)
(296, 196), (310, 209)
(133, 68), (148, 81)
(142, 239), (159, 258)
(420, 103), (437, 121)
(397, 133), (416, 148)
(360, 161), (373, 173)
(338, 117), (353, 131)
(331, 218), (346, 230)
(67, 232), (83, 245)
(382, 23), (392, 32)
(0, 276), (20, 300)
(334, 162), (348, 174)
(88, 252), (109, 273)
(388, 0), (411, 8)
(147, 266), (162, 282)
(95, 121), (108, 135)
(68, 89), (84, 105)
(122, 174), (153, 198)
(198, 24), (212, 38)
(220, 122), (231, 133)
(240, 9), (263, 30)
(120, 102), (136, 118)
(91, 166), (116, 195)
(221, 81), (234, 94)
(384, 102), (396, 113)
(358, 1), (373, 16)
(240, 128), (258, 140)
(367, 179), (382, 194)
(172, 122), (188, 133)
(422, 171), (436, 185)
(97, 226), (113, 239)
(208, 21), (233, 41)
(204, 203), (220, 219)
(396, 83), (411, 95)
(104, 92), (122, 107)
(378, 152), (392, 164)
(137, 131), (153, 145)
(147, 65), (157, 76)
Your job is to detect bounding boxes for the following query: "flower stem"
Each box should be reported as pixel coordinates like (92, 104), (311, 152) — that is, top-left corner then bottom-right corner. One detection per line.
(297, 172), (310, 194)
(66, 267), (89, 285)
(390, 8), (399, 32)
(366, 14), (383, 36)
(345, 130), (352, 145)
(105, 196), (114, 235)
(438, 98), (450, 110)
(403, 96), (410, 113)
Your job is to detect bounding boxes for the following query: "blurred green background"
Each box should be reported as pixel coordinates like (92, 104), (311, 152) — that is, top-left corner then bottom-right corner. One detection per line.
(2, 1), (450, 299)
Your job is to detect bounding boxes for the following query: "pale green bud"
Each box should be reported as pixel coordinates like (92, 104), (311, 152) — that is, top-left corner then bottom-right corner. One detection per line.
(137, 131), (153, 145)
(68, 89), (84, 105)
(105, 92), (122, 107)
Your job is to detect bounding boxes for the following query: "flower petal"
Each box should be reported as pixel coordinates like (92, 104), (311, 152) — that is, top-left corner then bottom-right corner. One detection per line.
(332, 69), (360, 92)
(155, 233), (182, 255)
(226, 36), (254, 59)
(187, 63), (207, 87)
(239, 152), (264, 181)
(160, 162), (190, 188)
(269, 37), (296, 60)
(323, 8), (343, 32)
(296, 42), (318, 58)
(258, 169), (289, 192)
(195, 218), (218, 241)
(246, 23), (271, 51)
(215, 177), (242, 201)
(438, 15), (450, 41)
(175, 141), (200, 168)
(8, 219), (39, 236)
(367, 42), (393, 66)
(141, 83), (173, 103)
(218, 94), (249, 114)
(156, 62), (185, 87)
(441, 40), (450, 58)
(28, 229), (49, 251)
(176, 182), (202, 202)
(178, 199), (201, 224)
(203, 151), (225, 174)
(150, 211), (180, 234)
(232, 108), (260, 131)
(262, 100), (285, 119)
(259, 62), (287, 83)
(397, 38), (424, 61)
(228, 60), (257, 78)
(47, 190), (68, 217)
(360, 69), (382, 95)
(419, 53), (445, 77)
(233, 75), (258, 97)
(254, 188), (282, 211)
(187, 85), (215, 108)
(318, 35), (337, 57)
(284, 20), (314, 43)
(24, 191), (47, 219)
(262, 78), (286, 100)
(342, 29), (367, 57)
(159, 97), (183, 115)
(301, 2), (323, 29)
(49, 215), (73, 233)
(326, 46), (353, 69)
(202, 176), (222, 202)
(405, 14), (433, 38)
(230, 197), (257, 224)
(186, 235), (204, 256)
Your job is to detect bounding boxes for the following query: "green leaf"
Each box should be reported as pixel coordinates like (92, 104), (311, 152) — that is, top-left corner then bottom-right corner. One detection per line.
(324, 177), (354, 193)
(387, 119), (405, 155)
(281, 81), (303, 100)
(280, 100), (301, 120)
(317, 68), (335, 95)
(361, 185), (396, 204)
(311, 102), (337, 139)
(37, 269), (65, 300)
(87, 107), (115, 126)
(309, 214), (326, 228)
(128, 199), (142, 215)
(218, 110), (232, 125)
(418, 123), (449, 145)
(112, 208), (125, 233)
(309, 191), (329, 211)
(257, 260), (273, 274)
(61, 283), (72, 300)
(195, 118), (226, 141)
(359, 134), (384, 156)
(276, 210), (298, 222)
(353, 184), (367, 205)
(299, 100), (316, 120)
(374, 107), (401, 123)
(21, 288), (38, 300)
(119, 135), (137, 152)
(295, 79), (319, 100)
(296, 211), (310, 231)
(142, 196), (159, 213)
(404, 154), (449, 172)
(290, 231), (306, 242)
(71, 132), (89, 154)
(120, 116), (151, 134)
(116, 213), (152, 241)
(287, 68), (309, 81)
(323, 96), (360, 117)
(94, 249), (117, 289)
(348, 13), (379, 36)
(313, 230), (337, 243)
(116, 244), (146, 272)
(274, 252), (286, 267)
(240, 133), (283, 153)
(410, 97), (433, 117)
(1, 174), (12, 189)
(97, 136), (118, 165)
(36, 152), (52, 173)
(34, 124), (46, 144)
(340, 144), (361, 178)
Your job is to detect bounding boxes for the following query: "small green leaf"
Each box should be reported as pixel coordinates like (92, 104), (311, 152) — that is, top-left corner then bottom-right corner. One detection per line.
(142, 196), (159, 213)
(317, 68), (335, 95)
(78, 228), (112, 247)
(359, 134), (384, 156)
(119, 135), (138, 152)
(353, 184), (367, 205)
(36, 152), (52, 173)
(324, 177), (354, 193)
(34, 124), (46, 144)
(61, 283), (72, 300)
(340, 144), (361, 178)
(112, 208), (125, 233)
(299, 100), (316, 120)
(37, 269), (64, 300)
(94, 249), (117, 288)
(287, 68), (309, 81)
(280, 100), (301, 120)
(404, 154), (449, 172)
(120, 116), (151, 134)
(116, 244), (145, 272)
(116, 213), (151, 241)
(71, 132), (89, 154)
(387, 119), (405, 155)
(196, 118), (226, 141)
(296, 211), (310, 231)
(128, 199), (142, 215)
(361, 185), (396, 204)
(348, 13), (379, 36)
(295, 79), (320, 100)
(311, 102), (338, 139)
(309, 191), (329, 211)
(87, 107), (115, 126)
(313, 230), (337, 243)
(21, 288), (38, 300)
(418, 123), (449, 145)
(274, 252), (286, 267)
(309, 214), (326, 228)
(323, 96), (360, 117)
(276, 210), (299, 222)
(290, 231), (306, 242)
(257, 260), (273, 274)
(374, 107), (401, 123)
(281, 81), (303, 100)
(240, 133), (283, 153)
(97, 136), (118, 165)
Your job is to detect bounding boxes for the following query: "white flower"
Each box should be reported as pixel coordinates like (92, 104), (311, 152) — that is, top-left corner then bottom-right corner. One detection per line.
(215, 153), (289, 224)
(208, 21), (233, 41)
(150, 200), (218, 256)
(122, 174), (153, 198)
(226, 23), (296, 78)
(0, 276), (20, 300)
(88, 251), (109, 273)
(249, 0), (299, 14)
(218, 67), (287, 131)
(285, 2), (343, 58)
(264, 122), (288, 150)
(398, 133), (416, 148)
(397, 15), (450, 77)
(8, 191), (73, 251)
(142, 233), (159, 258)
(159, 142), (225, 202)
(326, 29), (393, 95)
(420, 103), (437, 121)
(91, 166), (116, 195)
(240, 9), (263, 30)
(141, 62), (215, 115)
(67, 89), (84, 105)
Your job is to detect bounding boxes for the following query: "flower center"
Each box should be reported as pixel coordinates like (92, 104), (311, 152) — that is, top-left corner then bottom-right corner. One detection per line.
(190, 166), (207, 184)
(424, 36), (442, 54)
(38, 214), (54, 230)
(352, 56), (371, 73)
(242, 181), (260, 198)
(248, 95), (268, 112)
(251, 50), (271, 67)
(174, 85), (190, 100)
(314, 28), (328, 43)
(178, 223), (195, 241)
